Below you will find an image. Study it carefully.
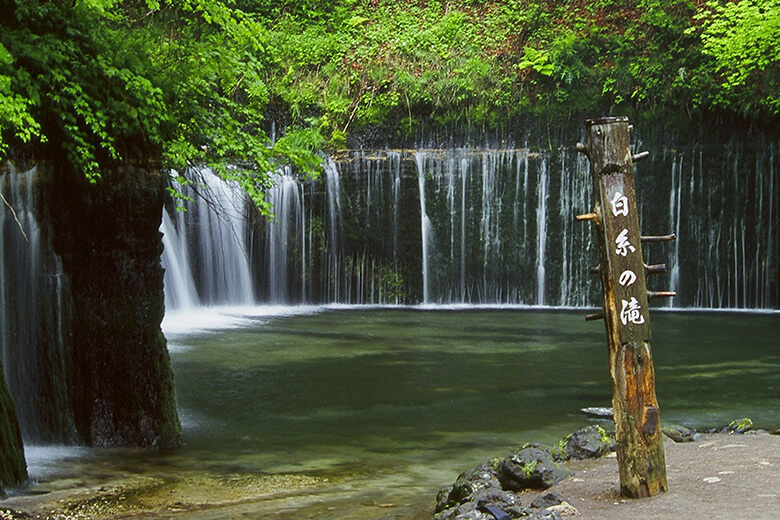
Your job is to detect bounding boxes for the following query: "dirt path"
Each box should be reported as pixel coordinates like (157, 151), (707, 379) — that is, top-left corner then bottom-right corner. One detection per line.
(515, 433), (780, 519)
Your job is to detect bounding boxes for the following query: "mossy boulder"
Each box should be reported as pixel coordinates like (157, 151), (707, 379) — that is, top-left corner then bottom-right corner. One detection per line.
(498, 446), (572, 491)
(727, 418), (753, 434)
(558, 425), (616, 460)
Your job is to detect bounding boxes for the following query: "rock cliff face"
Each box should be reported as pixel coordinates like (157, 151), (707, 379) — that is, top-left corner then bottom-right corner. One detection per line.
(0, 362), (26, 491)
(40, 163), (180, 448)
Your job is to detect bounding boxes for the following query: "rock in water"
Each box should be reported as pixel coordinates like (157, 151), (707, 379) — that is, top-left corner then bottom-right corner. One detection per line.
(579, 407), (613, 419)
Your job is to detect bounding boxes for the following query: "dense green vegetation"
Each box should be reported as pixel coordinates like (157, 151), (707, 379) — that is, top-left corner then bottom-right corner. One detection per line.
(1, 0), (779, 198)
(258, 0), (780, 141)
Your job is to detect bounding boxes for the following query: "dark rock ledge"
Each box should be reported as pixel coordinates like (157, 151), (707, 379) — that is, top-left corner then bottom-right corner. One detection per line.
(434, 417), (776, 520)
(433, 425), (614, 520)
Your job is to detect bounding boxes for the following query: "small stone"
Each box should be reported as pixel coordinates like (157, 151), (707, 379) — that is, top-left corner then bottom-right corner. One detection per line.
(546, 501), (579, 516)
(662, 424), (699, 443)
(531, 510), (563, 520)
(531, 492), (564, 509)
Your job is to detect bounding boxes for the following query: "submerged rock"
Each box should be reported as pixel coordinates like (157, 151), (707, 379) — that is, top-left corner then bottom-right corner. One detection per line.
(579, 407), (613, 419)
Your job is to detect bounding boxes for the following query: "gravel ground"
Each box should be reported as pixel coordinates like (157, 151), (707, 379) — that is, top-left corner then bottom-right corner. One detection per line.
(514, 433), (780, 520)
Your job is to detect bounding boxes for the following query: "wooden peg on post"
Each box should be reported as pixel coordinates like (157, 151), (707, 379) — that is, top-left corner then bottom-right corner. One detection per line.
(577, 116), (668, 498)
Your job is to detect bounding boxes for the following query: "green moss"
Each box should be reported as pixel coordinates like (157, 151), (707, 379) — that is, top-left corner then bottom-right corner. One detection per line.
(522, 460), (539, 478)
(728, 417), (753, 432)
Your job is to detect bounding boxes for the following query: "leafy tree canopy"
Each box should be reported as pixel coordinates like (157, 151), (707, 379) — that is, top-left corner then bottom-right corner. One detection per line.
(2, 0), (778, 209)
(0, 0), (322, 215)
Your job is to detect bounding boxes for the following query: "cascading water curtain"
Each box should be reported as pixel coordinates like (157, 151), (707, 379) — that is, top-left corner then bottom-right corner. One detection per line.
(160, 139), (778, 309)
(0, 164), (75, 443)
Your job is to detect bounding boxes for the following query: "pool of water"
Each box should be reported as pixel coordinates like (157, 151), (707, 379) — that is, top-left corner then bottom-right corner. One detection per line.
(10, 306), (780, 518)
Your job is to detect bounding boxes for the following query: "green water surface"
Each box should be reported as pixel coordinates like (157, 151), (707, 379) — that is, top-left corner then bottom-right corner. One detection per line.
(168, 307), (780, 478)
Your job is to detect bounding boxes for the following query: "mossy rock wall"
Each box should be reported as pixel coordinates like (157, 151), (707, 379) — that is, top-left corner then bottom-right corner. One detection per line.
(0, 361), (26, 491)
(40, 163), (180, 448)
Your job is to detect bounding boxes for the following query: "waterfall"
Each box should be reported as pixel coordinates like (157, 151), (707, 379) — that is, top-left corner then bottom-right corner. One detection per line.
(161, 209), (199, 310)
(0, 164), (75, 443)
(159, 140), (777, 310)
(415, 152), (431, 303)
(263, 169), (305, 303)
(160, 167), (254, 310)
(535, 155), (549, 305)
(324, 159), (343, 302)
(668, 151), (681, 307)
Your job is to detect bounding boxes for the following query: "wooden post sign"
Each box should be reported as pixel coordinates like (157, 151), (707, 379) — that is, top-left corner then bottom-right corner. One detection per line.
(576, 117), (673, 498)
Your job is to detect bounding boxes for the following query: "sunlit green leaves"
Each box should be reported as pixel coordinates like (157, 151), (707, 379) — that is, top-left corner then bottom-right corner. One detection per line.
(693, 0), (780, 114)
(0, 44), (44, 156)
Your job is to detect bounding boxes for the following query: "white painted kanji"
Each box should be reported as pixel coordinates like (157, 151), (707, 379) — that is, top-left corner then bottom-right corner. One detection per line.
(615, 229), (636, 257)
(619, 270), (637, 287)
(610, 191), (629, 217)
(620, 297), (646, 325)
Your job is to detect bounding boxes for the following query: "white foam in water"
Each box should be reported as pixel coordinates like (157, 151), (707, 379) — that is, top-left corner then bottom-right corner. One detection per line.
(24, 445), (89, 480)
(161, 305), (323, 337)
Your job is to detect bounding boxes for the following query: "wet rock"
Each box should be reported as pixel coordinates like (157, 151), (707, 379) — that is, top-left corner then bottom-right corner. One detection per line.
(662, 424), (702, 443)
(559, 426), (615, 460)
(727, 417), (753, 434)
(434, 462), (533, 520)
(530, 492), (564, 509)
(498, 446), (572, 491)
(579, 407), (613, 419)
(0, 372), (26, 491)
(435, 498), (530, 520)
(475, 489), (530, 518)
(435, 463), (502, 513)
(43, 164), (180, 448)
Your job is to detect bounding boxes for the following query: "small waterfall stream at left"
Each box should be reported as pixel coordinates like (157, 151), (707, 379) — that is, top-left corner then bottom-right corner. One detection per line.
(0, 164), (76, 444)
